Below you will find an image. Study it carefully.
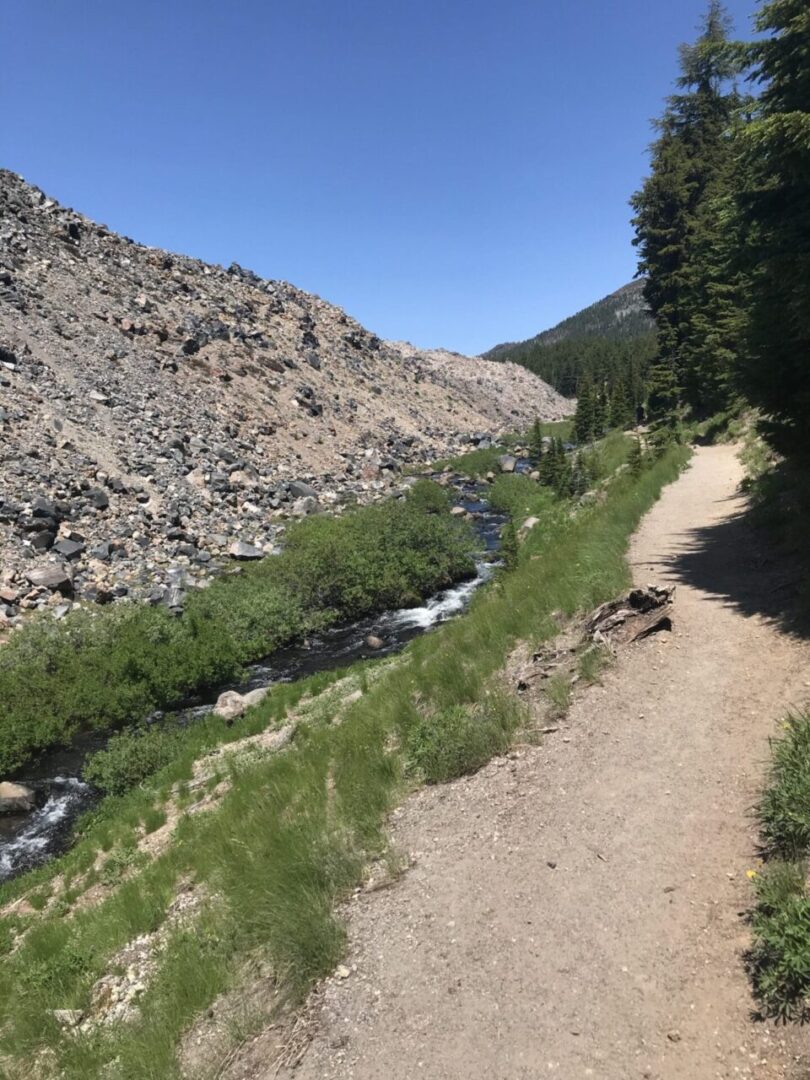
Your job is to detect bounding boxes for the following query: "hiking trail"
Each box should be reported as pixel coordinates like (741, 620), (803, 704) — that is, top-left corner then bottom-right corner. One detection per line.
(241, 444), (810, 1080)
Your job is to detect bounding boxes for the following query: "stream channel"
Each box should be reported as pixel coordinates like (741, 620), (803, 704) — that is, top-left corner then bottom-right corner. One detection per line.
(0, 473), (517, 883)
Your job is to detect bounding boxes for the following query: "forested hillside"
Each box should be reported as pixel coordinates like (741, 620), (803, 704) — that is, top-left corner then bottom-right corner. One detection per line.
(485, 279), (652, 360)
(483, 281), (655, 415)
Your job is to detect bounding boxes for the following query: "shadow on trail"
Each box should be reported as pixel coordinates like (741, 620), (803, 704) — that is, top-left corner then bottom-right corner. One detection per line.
(650, 493), (810, 640)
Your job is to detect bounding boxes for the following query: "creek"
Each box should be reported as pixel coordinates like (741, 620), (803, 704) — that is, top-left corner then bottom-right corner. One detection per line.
(0, 476), (510, 883)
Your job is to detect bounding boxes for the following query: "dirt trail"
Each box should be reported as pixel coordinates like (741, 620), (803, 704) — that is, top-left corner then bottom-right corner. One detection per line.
(257, 445), (810, 1080)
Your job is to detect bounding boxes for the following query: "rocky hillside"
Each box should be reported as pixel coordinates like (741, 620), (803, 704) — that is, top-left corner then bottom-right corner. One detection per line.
(0, 171), (569, 618)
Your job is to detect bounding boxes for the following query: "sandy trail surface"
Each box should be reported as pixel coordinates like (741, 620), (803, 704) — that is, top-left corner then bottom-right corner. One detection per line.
(250, 445), (810, 1080)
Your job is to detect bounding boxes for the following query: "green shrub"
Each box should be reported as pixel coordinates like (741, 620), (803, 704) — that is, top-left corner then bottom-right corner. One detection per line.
(405, 478), (451, 514)
(749, 862), (810, 1021)
(406, 692), (523, 783)
(0, 921), (14, 956)
(142, 806), (168, 834)
(500, 522), (519, 570)
(430, 445), (503, 478)
(84, 726), (186, 796)
(487, 474), (545, 517)
(749, 711), (810, 1021)
(758, 713), (810, 859)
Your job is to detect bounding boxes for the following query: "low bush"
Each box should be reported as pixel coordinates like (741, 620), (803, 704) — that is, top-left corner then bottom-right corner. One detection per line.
(487, 474), (548, 518)
(405, 478), (452, 514)
(84, 727), (187, 796)
(749, 862), (810, 1022)
(430, 445), (504, 478)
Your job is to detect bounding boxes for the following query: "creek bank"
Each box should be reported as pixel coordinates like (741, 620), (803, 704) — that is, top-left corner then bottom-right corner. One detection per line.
(0, 478), (506, 882)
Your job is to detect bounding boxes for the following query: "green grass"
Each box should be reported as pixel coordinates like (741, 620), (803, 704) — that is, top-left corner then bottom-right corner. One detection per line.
(0, 485), (475, 775)
(544, 672), (572, 715)
(405, 690), (525, 784)
(759, 714), (810, 859)
(531, 419), (575, 441)
(427, 421), (575, 479)
(0, 443), (690, 1079)
(748, 711), (810, 1021)
(578, 644), (611, 684)
(428, 444), (504, 477)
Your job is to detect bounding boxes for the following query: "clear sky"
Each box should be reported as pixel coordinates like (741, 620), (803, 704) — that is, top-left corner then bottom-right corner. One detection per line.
(4, 0), (759, 355)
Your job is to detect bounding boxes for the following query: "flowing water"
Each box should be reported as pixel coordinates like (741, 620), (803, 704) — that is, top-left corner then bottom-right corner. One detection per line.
(0, 479), (509, 883)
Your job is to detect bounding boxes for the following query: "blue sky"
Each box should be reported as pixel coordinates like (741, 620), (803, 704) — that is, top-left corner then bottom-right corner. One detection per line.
(4, 0), (759, 354)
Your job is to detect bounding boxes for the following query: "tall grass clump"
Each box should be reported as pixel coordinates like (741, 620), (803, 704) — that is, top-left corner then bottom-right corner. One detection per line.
(749, 710), (810, 1021)
(759, 713), (810, 859)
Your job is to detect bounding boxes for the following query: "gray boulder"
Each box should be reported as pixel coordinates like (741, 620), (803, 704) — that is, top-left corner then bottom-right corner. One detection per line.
(0, 781), (36, 814)
(288, 480), (317, 500)
(25, 564), (73, 595)
(291, 496), (319, 517)
(228, 540), (263, 560)
(213, 686), (270, 722)
(53, 538), (85, 561)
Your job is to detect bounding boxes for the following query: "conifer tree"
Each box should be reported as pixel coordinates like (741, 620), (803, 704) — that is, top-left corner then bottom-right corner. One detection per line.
(500, 521), (519, 571)
(593, 387), (609, 436)
(570, 452), (589, 496)
(609, 378), (634, 429)
(631, 1), (747, 419)
(628, 437), (646, 478)
(574, 376), (596, 444)
(736, 0), (810, 459)
(537, 438), (554, 488)
(530, 417), (544, 462)
(551, 439), (572, 496)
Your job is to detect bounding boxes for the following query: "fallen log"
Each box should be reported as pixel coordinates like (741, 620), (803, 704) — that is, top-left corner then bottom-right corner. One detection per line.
(585, 585), (674, 639)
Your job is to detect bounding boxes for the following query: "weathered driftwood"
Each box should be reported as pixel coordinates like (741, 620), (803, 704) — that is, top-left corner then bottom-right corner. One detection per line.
(516, 645), (576, 691)
(586, 585), (674, 644)
(515, 586), (674, 693)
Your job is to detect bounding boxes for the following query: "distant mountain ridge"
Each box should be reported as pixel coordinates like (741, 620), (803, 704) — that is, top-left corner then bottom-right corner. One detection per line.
(483, 280), (653, 362)
(480, 280), (655, 402)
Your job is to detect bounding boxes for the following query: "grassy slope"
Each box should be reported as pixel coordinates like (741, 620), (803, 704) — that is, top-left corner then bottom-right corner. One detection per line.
(0, 443), (690, 1079)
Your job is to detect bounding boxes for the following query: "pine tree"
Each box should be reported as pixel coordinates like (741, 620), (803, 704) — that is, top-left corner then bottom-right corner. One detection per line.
(530, 417), (544, 462)
(500, 522), (519, 571)
(631, 1), (747, 420)
(570, 452), (589, 496)
(593, 386), (609, 435)
(574, 376), (596, 444)
(537, 439), (554, 488)
(628, 437), (646, 477)
(736, 0), (810, 460)
(551, 439), (572, 496)
(609, 378), (634, 429)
